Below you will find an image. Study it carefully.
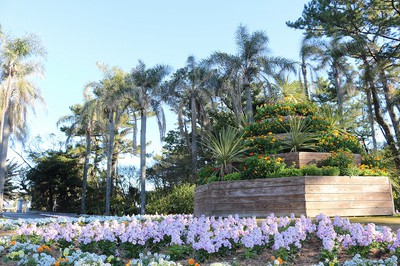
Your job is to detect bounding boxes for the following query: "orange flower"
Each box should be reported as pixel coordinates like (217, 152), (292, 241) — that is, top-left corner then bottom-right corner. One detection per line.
(125, 260), (132, 266)
(188, 258), (195, 265)
(277, 257), (283, 264)
(37, 246), (44, 253)
(271, 255), (276, 260)
(195, 263), (200, 266)
(10, 240), (16, 246)
(55, 262), (60, 266)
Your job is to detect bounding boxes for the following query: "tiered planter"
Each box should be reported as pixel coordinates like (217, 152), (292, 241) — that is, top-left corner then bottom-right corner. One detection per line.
(272, 151), (362, 168)
(194, 175), (394, 217)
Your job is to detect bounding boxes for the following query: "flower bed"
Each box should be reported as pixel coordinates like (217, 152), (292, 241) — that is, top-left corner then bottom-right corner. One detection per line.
(0, 214), (400, 265)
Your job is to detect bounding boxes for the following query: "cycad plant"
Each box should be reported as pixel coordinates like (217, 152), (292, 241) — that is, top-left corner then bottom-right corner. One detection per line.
(280, 116), (317, 152)
(203, 126), (248, 179)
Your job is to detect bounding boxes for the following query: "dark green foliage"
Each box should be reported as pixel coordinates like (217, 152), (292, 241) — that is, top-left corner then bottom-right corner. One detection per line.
(26, 150), (82, 212)
(147, 130), (194, 188)
(146, 184), (195, 214)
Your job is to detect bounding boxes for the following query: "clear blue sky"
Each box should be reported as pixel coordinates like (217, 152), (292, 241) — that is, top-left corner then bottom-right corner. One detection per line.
(1, 1), (309, 161)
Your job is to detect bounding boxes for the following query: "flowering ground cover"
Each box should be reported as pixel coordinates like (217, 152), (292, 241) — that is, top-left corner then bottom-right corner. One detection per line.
(0, 214), (399, 265)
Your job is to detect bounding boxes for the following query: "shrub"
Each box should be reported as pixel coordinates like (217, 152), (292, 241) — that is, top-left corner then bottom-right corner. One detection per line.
(243, 133), (283, 155)
(277, 166), (303, 177)
(301, 164), (322, 176)
(321, 166), (340, 176)
(242, 155), (286, 179)
(146, 184), (195, 214)
(169, 184), (195, 214)
(317, 131), (362, 154)
(357, 164), (389, 176)
(255, 101), (317, 120)
(361, 153), (388, 170)
(320, 150), (357, 176)
(223, 172), (241, 181)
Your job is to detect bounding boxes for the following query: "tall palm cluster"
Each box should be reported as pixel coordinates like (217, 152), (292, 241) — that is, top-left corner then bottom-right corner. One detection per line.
(2, 2), (400, 215)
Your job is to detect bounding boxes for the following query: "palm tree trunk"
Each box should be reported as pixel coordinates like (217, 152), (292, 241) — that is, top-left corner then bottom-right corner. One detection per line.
(244, 82), (254, 122)
(332, 61), (343, 115)
(140, 108), (147, 215)
(366, 89), (377, 153)
(301, 61), (310, 100)
(190, 93), (198, 180)
(0, 109), (11, 214)
(80, 128), (91, 214)
(132, 111), (138, 152)
(105, 111), (115, 215)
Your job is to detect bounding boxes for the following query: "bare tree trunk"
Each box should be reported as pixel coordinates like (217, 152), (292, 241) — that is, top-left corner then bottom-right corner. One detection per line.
(0, 109), (10, 214)
(378, 69), (400, 145)
(80, 128), (91, 214)
(140, 109), (147, 215)
(369, 77), (400, 168)
(190, 93), (198, 180)
(366, 89), (378, 153)
(105, 111), (115, 215)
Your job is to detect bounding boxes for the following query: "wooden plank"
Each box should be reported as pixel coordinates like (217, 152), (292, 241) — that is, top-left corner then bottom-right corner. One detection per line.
(305, 176), (389, 185)
(305, 192), (392, 201)
(211, 210), (304, 218)
(305, 184), (389, 194)
(211, 185), (305, 197)
(306, 200), (393, 209)
(203, 194), (305, 204)
(209, 202), (305, 211)
(200, 177), (305, 190)
(307, 208), (394, 217)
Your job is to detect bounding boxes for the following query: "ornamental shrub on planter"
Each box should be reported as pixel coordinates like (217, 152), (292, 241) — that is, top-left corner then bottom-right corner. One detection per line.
(241, 155), (286, 179)
(317, 131), (363, 154)
(255, 101), (317, 119)
(243, 133), (282, 155)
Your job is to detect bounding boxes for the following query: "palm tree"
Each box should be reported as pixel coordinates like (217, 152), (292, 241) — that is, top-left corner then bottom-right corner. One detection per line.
(0, 33), (45, 213)
(168, 56), (216, 180)
(211, 25), (270, 122)
(84, 63), (128, 215)
(211, 25), (296, 121)
(298, 36), (324, 100)
(310, 37), (356, 115)
(57, 100), (99, 214)
(130, 61), (170, 215)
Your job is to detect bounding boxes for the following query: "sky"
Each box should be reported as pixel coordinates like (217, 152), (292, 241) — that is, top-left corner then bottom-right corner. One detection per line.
(1, 0), (310, 165)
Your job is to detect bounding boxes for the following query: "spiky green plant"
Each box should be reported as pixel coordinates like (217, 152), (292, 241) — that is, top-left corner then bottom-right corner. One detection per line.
(319, 104), (351, 133)
(280, 116), (317, 152)
(203, 126), (248, 179)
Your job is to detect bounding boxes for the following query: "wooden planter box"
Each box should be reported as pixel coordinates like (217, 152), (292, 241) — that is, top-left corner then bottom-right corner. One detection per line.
(194, 176), (394, 217)
(272, 152), (362, 168)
